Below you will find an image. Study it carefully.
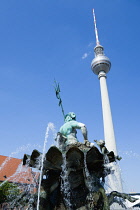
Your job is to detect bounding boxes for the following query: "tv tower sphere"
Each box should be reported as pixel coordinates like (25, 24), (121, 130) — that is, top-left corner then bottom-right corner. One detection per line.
(91, 44), (111, 75)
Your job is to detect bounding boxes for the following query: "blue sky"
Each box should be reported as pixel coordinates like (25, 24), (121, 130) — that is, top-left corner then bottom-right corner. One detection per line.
(0, 0), (140, 193)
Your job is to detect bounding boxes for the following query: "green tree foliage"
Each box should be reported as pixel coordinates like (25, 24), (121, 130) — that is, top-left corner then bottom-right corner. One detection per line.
(0, 181), (20, 204)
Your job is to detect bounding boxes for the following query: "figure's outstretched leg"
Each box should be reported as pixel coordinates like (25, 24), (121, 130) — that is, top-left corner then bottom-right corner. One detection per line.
(108, 191), (138, 207)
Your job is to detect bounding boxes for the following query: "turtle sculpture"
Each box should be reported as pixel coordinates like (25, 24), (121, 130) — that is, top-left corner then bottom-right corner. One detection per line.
(22, 112), (137, 210)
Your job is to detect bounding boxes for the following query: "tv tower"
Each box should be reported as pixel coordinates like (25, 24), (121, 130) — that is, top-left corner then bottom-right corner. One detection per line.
(91, 9), (123, 192)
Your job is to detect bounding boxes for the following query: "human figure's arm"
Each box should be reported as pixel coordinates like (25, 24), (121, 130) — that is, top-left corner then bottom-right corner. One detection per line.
(72, 121), (88, 144)
(76, 122), (88, 141)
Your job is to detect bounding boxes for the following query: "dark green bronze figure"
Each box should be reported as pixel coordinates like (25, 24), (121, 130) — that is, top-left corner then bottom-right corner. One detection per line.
(59, 112), (90, 147)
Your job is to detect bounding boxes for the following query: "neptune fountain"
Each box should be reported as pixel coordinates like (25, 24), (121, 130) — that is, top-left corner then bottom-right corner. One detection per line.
(20, 111), (137, 210)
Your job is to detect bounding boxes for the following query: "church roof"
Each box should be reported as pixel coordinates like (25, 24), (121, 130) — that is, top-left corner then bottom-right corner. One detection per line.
(0, 155), (39, 185)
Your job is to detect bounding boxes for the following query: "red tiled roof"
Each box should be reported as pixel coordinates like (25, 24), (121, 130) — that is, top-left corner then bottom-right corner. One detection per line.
(0, 155), (39, 184)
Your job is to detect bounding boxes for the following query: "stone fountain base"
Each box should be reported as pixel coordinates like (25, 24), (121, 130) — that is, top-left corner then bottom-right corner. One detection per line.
(21, 140), (137, 210)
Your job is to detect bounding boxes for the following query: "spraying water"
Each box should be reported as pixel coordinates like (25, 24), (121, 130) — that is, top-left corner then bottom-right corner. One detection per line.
(60, 153), (71, 209)
(0, 143), (42, 173)
(37, 122), (55, 210)
(83, 152), (93, 192)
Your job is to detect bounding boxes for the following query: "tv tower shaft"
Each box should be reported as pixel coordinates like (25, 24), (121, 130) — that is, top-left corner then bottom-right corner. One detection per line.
(91, 9), (123, 193)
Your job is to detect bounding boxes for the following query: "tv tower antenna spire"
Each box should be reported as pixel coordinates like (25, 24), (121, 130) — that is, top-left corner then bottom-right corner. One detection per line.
(92, 9), (100, 46)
